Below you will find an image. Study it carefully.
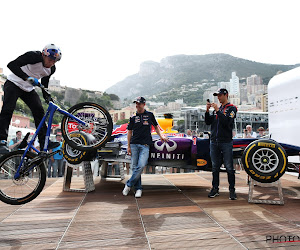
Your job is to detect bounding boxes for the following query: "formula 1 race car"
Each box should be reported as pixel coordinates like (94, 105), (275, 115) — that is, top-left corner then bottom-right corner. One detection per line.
(96, 115), (300, 184)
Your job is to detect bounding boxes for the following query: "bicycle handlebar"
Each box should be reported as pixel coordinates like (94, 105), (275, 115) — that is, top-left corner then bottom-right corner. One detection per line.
(40, 85), (54, 104)
(28, 80), (54, 104)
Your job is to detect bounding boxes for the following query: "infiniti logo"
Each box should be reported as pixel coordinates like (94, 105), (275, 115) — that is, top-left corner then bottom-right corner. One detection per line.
(154, 139), (177, 152)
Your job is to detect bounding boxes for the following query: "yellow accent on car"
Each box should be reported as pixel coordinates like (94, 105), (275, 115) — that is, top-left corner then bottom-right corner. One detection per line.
(197, 159), (207, 166)
(278, 147), (287, 173)
(258, 142), (275, 148)
(244, 144), (256, 169)
(152, 118), (178, 134)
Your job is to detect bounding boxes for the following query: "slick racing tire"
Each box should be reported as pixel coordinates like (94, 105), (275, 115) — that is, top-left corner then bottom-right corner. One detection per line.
(242, 139), (287, 183)
(62, 132), (92, 164)
(61, 102), (112, 151)
(0, 150), (46, 205)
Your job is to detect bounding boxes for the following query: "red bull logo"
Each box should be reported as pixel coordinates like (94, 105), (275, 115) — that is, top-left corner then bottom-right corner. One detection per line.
(151, 124), (164, 133)
(112, 124), (128, 135)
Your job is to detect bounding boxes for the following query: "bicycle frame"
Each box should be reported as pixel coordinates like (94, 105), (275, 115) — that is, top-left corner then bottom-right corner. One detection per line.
(14, 101), (87, 179)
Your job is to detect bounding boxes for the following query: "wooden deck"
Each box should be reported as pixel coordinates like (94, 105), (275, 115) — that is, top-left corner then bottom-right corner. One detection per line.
(0, 170), (300, 249)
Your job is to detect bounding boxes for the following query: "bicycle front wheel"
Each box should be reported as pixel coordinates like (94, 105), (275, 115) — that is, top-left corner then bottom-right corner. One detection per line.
(0, 150), (47, 205)
(61, 102), (113, 151)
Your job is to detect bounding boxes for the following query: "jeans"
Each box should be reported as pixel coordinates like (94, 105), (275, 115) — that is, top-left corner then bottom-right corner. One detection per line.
(48, 159), (63, 177)
(210, 141), (235, 190)
(47, 159), (52, 178)
(126, 144), (150, 190)
(54, 159), (64, 177)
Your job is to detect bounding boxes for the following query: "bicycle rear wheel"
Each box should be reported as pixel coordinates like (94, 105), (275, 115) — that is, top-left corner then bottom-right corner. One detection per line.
(61, 102), (113, 151)
(0, 150), (47, 205)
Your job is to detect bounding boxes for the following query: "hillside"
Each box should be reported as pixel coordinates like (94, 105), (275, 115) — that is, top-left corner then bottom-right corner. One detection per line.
(106, 53), (299, 101)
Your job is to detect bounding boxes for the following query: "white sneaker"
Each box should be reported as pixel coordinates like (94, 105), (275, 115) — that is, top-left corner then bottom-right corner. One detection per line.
(122, 185), (131, 196)
(135, 189), (142, 198)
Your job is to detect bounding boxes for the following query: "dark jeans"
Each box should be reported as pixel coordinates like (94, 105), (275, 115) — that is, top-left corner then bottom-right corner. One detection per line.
(0, 80), (47, 145)
(210, 141), (235, 190)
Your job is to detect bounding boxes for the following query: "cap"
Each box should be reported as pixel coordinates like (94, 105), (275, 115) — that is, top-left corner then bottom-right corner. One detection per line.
(258, 127), (265, 131)
(133, 96), (146, 104)
(213, 88), (228, 96)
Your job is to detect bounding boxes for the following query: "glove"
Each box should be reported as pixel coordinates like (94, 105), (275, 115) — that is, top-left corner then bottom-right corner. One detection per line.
(27, 77), (40, 86)
(42, 88), (53, 103)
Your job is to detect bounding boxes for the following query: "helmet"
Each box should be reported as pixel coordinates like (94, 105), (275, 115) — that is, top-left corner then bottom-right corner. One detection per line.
(42, 44), (62, 62)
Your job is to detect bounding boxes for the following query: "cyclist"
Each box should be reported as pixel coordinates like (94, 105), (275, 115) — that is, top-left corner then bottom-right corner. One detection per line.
(0, 44), (62, 153)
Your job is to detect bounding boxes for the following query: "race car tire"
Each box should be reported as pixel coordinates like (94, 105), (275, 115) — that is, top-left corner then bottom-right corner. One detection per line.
(242, 139), (287, 183)
(62, 132), (90, 164)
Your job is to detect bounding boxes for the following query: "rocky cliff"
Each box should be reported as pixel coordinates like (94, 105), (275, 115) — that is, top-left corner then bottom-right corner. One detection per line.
(106, 53), (298, 100)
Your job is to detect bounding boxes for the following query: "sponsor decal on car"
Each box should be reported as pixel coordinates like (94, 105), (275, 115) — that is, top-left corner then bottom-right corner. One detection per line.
(258, 142), (276, 148)
(197, 159), (207, 166)
(154, 139), (177, 152)
(150, 139), (190, 160)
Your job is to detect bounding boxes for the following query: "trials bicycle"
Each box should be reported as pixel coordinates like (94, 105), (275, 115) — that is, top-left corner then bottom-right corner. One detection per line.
(0, 83), (112, 205)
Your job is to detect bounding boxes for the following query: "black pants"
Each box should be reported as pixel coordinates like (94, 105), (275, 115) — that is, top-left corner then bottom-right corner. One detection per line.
(0, 80), (47, 146)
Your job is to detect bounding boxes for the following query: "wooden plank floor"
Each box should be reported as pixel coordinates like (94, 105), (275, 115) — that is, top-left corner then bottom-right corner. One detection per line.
(0, 170), (300, 249)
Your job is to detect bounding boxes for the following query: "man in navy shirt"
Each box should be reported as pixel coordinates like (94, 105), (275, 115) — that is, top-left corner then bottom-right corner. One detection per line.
(205, 88), (238, 200)
(122, 97), (168, 198)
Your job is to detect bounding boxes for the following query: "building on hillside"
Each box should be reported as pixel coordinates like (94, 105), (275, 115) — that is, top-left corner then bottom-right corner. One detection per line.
(49, 77), (60, 87)
(218, 81), (230, 90)
(202, 86), (218, 103)
(167, 101), (186, 111)
(86, 91), (103, 99)
(239, 83), (248, 104)
(175, 99), (184, 104)
(229, 72), (240, 98)
(229, 95), (240, 106)
(48, 77), (65, 92)
(109, 106), (136, 124)
(255, 94), (265, 110)
(247, 94), (256, 105)
(10, 114), (31, 129)
(247, 74), (263, 94)
(262, 93), (268, 112)
(147, 101), (165, 107)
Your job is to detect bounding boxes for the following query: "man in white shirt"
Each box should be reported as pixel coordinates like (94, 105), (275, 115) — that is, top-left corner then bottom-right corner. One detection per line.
(0, 44), (62, 153)
(243, 125), (257, 138)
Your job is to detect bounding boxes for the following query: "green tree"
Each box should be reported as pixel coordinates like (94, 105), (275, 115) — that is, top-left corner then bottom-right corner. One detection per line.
(108, 93), (119, 101)
(177, 120), (185, 126)
(79, 92), (88, 102)
(14, 99), (32, 117)
(116, 119), (128, 125)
